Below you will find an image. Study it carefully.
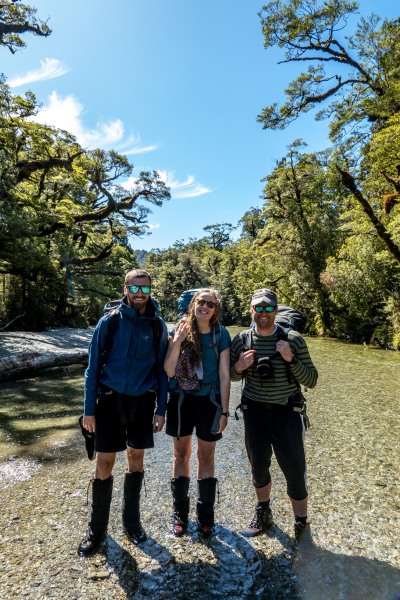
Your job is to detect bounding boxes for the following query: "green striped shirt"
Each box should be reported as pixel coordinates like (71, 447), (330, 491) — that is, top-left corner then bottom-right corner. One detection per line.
(230, 327), (318, 405)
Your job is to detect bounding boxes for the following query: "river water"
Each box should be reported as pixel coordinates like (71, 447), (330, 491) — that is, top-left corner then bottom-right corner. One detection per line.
(0, 335), (399, 599)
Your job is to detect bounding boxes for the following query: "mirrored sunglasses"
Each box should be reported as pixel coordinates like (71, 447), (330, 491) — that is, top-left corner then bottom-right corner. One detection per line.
(127, 285), (151, 294)
(254, 305), (275, 313)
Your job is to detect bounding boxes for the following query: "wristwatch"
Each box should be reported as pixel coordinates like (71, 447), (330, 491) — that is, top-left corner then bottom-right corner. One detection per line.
(221, 411), (230, 418)
(288, 355), (298, 367)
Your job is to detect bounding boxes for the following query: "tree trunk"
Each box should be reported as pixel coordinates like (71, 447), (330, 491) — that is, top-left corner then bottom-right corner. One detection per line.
(0, 350), (88, 382)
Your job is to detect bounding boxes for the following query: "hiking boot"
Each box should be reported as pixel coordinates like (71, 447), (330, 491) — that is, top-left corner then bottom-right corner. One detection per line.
(294, 520), (310, 543)
(124, 524), (147, 545)
(241, 504), (273, 538)
(78, 527), (105, 556)
(197, 478), (218, 538)
(170, 476), (190, 537)
(77, 476), (113, 557)
(197, 523), (214, 538)
(170, 512), (188, 537)
(122, 471), (147, 545)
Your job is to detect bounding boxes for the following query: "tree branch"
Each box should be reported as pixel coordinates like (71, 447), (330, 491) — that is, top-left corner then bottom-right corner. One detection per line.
(337, 167), (400, 265)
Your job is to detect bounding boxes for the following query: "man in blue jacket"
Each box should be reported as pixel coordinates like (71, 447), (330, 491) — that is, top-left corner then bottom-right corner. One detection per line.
(78, 269), (168, 556)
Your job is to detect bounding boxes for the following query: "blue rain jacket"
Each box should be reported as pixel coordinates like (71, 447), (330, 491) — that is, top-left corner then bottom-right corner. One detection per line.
(84, 297), (168, 416)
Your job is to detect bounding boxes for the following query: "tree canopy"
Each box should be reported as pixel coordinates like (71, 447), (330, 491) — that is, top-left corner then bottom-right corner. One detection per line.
(257, 0), (400, 266)
(0, 4), (170, 328)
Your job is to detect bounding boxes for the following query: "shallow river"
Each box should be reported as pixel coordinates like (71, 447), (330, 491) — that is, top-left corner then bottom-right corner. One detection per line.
(0, 334), (399, 599)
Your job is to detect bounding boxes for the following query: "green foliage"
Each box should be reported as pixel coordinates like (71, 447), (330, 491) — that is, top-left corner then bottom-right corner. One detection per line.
(0, 2), (51, 55)
(0, 80), (170, 329)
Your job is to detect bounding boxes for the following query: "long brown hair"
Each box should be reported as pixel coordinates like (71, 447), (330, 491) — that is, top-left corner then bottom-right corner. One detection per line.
(179, 288), (222, 367)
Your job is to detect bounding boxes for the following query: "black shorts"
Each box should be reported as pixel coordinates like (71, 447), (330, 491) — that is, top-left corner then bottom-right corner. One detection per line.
(95, 386), (156, 452)
(166, 392), (222, 442)
(242, 398), (307, 501)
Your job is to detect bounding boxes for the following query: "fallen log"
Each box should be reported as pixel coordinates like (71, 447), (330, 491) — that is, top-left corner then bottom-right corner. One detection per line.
(0, 350), (88, 382)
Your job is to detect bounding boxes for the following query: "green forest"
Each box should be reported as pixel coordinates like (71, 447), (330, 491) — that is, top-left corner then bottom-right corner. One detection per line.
(1, 1), (399, 347)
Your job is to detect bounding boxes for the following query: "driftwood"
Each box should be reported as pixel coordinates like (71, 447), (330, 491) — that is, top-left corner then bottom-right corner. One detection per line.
(0, 350), (88, 382)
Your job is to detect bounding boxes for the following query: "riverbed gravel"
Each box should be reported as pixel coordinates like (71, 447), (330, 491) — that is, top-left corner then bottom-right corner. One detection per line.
(0, 330), (399, 599)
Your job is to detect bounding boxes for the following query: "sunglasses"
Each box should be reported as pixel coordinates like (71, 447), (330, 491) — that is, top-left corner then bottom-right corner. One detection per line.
(254, 305), (275, 313)
(196, 299), (217, 309)
(127, 285), (151, 294)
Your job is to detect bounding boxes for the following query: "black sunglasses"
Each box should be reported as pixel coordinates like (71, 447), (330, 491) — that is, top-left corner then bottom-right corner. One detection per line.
(196, 299), (217, 309)
(127, 285), (151, 294)
(254, 305), (275, 313)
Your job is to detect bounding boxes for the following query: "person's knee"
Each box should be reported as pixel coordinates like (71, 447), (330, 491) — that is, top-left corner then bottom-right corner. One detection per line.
(287, 482), (308, 501)
(197, 445), (215, 468)
(174, 447), (191, 466)
(96, 453), (116, 478)
(127, 447), (144, 471)
(252, 470), (271, 489)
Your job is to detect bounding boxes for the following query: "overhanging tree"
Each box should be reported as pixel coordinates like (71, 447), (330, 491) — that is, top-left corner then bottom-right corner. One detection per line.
(257, 0), (400, 265)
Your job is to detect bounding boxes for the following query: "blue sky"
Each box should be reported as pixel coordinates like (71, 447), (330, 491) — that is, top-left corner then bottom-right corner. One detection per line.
(2, 0), (398, 251)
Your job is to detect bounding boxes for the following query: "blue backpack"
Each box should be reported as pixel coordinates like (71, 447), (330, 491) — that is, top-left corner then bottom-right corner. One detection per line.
(176, 289), (202, 320)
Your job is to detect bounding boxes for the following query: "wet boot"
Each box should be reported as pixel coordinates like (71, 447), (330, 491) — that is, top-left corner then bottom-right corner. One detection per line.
(241, 501), (273, 538)
(294, 516), (310, 543)
(170, 476), (190, 537)
(78, 476), (113, 556)
(197, 477), (217, 538)
(122, 471), (147, 544)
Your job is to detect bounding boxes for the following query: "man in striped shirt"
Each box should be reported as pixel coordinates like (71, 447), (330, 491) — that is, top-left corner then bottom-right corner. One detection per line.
(230, 288), (318, 542)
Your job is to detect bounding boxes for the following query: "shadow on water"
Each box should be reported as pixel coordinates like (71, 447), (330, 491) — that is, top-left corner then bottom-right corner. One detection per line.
(95, 524), (300, 599)
(82, 524), (400, 599)
(294, 528), (400, 600)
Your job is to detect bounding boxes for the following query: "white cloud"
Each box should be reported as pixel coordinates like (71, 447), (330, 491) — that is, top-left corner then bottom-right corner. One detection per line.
(8, 58), (69, 88)
(148, 223), (160, 230)
(157, 171), (212, 199)
(31, 91), (159, 154)
(121, 171), (212, 199)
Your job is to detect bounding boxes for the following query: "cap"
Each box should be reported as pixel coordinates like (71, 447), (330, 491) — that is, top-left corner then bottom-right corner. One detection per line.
(250, 288), (277, 307)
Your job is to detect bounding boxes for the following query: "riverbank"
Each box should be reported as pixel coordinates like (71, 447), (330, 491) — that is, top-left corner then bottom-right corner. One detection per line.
(0, 335), (399, 598)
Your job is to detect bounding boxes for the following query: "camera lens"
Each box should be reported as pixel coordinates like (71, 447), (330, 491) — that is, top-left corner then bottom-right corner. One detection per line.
(257, 357), (274, 378)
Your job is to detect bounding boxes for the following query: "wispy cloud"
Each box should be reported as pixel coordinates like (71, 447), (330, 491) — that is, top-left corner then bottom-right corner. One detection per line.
(8, 58), (69, 88)
(31, 91), (159, 153)
(121, 171), (211, 199)
(148, 223), (160, 230)
(157, 171), (212, 199)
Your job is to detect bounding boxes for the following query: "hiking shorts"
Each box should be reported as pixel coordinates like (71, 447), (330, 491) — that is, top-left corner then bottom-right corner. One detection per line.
(166, 392), (223, 442)
(95, 386), (156, 452)
(242, 397), (307, 501)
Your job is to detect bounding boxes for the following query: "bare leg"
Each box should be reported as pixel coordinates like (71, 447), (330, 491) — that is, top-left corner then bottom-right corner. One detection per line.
(197, 439), (216, 479)
(172, 435), (192, 478)
(290, 496), (308, 518)
(126, 447), (145, 472)
(95, 452), (116, 479)
(254, 482), (272, 503)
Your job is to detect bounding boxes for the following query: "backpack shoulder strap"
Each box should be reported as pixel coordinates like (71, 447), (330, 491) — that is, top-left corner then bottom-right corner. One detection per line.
(275, 323), (299, 386)
(102, 309), (120, 365)
(276, 323), (289, 341)
(240, 328), (252, 352)
(212, 323), (222, 359)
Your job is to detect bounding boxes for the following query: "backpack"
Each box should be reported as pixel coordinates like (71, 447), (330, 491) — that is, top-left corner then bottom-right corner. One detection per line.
(101, 298), (163, 366)
(276, 304), (307, 333)
(176, 289), (202, 320)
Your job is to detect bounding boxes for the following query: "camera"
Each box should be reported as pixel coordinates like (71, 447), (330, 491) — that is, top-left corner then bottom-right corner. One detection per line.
(257, 356), (274, 378)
